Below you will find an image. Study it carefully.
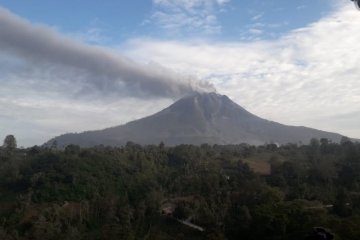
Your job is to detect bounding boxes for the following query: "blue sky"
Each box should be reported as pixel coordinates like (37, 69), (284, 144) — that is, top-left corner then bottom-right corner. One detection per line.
(0, 0), (333, 42)
(0, 0), (359, 146)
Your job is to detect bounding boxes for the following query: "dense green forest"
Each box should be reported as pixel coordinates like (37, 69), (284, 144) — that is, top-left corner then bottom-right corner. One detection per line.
(1, 135), (360, 239)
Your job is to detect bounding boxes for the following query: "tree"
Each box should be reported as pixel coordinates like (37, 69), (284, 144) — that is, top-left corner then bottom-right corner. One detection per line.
(3, 135), (17, 151)
(65, 144), (80, 155)
(340, 136), (352, 146)
(333, 188), (352, 217)
(310, 138), (320, 150)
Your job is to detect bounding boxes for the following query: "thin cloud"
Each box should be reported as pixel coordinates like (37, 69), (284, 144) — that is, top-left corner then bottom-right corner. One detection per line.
(248, 28), (263, 35)
(297, 5), (307, 10)
(252, 13), (264, 21)
(150, 0), (231, 34)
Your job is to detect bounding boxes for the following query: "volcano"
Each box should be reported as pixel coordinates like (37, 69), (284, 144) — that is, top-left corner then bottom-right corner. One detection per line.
(46, 92), (344, 147)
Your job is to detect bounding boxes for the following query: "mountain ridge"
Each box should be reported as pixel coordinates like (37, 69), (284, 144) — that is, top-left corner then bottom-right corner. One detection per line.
(46, 92), (345, 147)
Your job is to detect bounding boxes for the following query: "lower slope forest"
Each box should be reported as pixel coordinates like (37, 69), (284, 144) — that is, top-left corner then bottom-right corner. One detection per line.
(1, 136), (360, 239)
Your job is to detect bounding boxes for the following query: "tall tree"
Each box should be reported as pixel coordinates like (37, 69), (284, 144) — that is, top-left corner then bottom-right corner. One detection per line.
(3, 135), (17, 151)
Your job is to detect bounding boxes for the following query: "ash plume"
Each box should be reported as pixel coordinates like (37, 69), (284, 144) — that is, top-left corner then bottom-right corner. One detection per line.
(0, 7), (214, 99)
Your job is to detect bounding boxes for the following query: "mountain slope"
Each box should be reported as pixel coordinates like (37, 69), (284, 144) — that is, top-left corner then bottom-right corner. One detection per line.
(46, 92), (344, 147)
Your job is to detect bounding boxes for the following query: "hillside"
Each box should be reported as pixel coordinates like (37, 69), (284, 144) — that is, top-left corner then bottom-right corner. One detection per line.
(46, 92), (344, 147)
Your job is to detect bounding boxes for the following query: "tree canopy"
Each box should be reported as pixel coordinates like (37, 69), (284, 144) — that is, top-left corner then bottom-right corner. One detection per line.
(2, 135), (17, 151)
(0, 138), (360, 239)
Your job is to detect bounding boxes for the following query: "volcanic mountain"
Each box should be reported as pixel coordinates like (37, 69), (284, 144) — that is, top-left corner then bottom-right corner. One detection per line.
(46, 92), (344, 147)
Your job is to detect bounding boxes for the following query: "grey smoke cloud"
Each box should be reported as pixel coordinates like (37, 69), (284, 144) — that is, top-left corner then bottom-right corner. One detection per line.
(0, 7), (214, 99)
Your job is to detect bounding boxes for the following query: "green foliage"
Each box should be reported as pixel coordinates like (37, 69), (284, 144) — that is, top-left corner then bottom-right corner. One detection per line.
(0, 139), (359, 239)
(2, 134), (17, 151)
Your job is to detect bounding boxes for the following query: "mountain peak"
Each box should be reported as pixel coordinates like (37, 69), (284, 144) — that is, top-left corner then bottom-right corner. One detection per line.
(176, 91), (233, 109)
(168, 91), (251, 121)
(183, 91), (228, 101)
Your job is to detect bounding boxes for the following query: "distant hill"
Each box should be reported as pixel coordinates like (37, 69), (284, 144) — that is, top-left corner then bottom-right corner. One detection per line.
(46, 92), (344, 147)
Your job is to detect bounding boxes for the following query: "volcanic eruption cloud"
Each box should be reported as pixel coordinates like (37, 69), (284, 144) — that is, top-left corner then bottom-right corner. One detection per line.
(0, 7), (214, 99)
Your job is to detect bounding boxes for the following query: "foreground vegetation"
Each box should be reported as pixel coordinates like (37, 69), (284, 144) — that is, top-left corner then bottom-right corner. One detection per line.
(1, 136), (360, 239)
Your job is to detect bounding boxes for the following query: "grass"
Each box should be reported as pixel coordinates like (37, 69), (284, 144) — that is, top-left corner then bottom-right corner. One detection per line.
(243, 152), (286, 175)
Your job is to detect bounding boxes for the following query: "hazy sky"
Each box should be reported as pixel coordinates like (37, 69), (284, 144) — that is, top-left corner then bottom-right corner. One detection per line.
(0, 0), (359, 146)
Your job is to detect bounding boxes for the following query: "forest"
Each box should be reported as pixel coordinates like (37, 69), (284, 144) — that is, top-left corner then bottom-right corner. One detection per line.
(1, 136), (360, 239)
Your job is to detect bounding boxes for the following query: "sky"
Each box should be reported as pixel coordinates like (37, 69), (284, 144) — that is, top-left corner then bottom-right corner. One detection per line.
(0, 0), (359, 147)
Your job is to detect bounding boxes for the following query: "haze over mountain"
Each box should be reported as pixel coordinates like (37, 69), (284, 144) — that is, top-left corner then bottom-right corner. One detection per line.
(45, 92), (344, 147)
